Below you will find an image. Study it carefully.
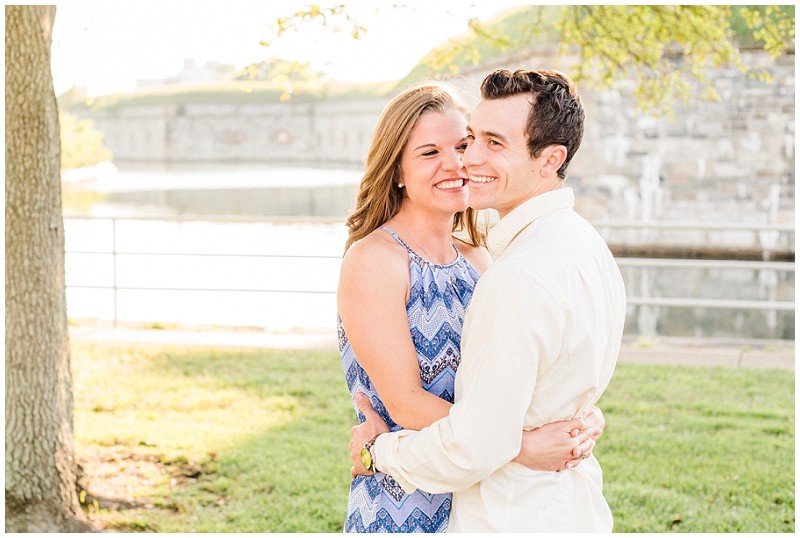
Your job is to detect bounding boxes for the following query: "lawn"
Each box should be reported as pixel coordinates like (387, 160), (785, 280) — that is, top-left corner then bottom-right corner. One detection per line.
(71, 341), (794, 532)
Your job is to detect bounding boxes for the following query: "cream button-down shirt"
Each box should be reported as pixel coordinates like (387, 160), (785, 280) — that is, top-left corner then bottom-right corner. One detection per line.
(372, 188), (627, 532)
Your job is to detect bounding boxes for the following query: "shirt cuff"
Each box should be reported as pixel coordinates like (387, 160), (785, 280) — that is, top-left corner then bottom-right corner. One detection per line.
(373, 430), (418, 494)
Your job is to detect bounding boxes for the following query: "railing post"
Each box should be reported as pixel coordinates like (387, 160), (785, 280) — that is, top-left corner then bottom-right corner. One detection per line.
(112, 218), (118, 329)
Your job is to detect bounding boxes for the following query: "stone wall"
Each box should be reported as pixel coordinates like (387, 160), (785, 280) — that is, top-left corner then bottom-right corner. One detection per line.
(80, 48), (794, 226)
(90, 98), (386, 166)
(450, 48), (795, 226)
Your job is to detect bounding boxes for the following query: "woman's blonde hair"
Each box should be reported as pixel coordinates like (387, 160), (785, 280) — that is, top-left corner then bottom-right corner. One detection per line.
(344, 81), (485, 252)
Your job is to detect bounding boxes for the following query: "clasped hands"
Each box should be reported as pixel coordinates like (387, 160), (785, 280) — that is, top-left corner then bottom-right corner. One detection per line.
(348, 392), (604, 477)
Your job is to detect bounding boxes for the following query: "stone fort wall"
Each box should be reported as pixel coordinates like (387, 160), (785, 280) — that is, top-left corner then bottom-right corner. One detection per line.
(81, 48), (794, 225)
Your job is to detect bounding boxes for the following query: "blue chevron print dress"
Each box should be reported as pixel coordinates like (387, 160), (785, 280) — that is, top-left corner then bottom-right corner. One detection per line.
(338, 226), (481, 533)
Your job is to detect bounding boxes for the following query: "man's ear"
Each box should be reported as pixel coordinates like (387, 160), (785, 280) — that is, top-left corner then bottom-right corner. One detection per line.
(540, 145), (567, 179)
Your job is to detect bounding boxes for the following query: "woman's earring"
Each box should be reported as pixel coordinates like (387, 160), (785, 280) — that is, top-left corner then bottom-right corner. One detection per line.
(398, 183), (405, 188)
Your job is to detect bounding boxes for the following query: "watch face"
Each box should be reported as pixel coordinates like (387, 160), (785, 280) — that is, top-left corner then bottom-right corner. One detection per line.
(360, 446), (373, 471)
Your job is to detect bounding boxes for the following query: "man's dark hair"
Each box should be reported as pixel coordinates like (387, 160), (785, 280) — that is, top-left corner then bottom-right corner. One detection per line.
(480, 69), (584, 180)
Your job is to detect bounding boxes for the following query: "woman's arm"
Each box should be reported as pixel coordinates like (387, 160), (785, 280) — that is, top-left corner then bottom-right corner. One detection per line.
(338, 237), (451, 430)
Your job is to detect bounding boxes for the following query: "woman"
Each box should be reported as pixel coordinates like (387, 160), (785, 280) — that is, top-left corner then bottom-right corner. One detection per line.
(337, 81), (601, 533)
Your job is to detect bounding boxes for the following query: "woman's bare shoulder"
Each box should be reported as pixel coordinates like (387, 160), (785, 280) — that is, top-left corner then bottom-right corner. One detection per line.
(342, 228), (408, 275)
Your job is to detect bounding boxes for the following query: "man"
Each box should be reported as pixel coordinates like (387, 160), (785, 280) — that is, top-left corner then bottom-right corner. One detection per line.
(350, 69), (627, 532)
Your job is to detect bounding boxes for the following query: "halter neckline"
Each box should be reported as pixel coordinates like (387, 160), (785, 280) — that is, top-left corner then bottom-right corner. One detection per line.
(379, 225), (463, 268)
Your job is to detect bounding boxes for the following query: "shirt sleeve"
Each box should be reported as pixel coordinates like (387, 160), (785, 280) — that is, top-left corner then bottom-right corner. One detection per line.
(372, 265), (565, 494)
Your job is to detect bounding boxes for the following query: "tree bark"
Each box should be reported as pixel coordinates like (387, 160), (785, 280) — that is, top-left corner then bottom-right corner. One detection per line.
(5, 5), (91, 532)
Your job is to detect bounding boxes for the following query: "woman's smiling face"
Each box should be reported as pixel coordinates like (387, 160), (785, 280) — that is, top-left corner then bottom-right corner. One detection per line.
(398, 107), (470, 217)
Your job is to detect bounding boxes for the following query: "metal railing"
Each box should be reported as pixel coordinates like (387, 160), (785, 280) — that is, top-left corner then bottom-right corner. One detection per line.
(64, 216), (795, 328)
(594, 220), (795, 232)
(595, 219), (794, 260)
(616, 257), (795, 312)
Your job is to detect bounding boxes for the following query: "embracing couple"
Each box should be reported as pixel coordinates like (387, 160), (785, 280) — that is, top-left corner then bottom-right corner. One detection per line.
(337, 68), (627, 533)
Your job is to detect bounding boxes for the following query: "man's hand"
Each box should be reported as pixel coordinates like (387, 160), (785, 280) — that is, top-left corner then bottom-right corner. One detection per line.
(349, 392), (391, 478)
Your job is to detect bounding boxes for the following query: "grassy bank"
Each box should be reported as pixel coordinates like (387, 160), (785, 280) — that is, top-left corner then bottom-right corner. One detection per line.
(61, 80), (396, 113)
(71, 341), (794, 532)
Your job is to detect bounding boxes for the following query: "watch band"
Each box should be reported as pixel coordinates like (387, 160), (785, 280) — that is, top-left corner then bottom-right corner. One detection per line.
(364, 434), (379, 450)
(361, 434), (381, 472)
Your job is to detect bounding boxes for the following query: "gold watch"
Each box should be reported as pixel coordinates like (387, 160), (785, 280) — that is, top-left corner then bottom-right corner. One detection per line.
(360, 435), (380, 472)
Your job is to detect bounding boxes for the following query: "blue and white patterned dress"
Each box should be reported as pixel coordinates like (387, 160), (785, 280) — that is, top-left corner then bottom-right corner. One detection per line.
(339, 226), (481, 533)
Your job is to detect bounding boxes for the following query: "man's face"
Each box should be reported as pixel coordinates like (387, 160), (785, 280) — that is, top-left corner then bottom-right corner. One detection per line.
(464, 94), (548, 219)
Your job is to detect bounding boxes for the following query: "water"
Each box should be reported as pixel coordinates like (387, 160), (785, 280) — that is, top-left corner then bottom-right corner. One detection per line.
(66, 218), (348, 331)
(65, 162), (363, 218)
(63, 165), (795, 339)
(64, 216), (795, 339)
(108, 165), (358, 192)
(65, 164), (356, 330)
(64, 162), (363, 192)
(619, 264), (794, 340)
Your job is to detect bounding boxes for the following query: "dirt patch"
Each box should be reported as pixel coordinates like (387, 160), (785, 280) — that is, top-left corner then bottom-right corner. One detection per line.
(76, 445), (215, 530)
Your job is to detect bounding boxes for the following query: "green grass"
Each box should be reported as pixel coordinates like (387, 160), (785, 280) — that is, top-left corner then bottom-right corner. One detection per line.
(598, 364), (794, 532)
(71, 342), (794, 533)
(72, 343), (354, 532)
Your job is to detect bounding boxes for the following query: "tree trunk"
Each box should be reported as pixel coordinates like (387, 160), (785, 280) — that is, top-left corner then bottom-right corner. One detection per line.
(5, 5), (91, 532)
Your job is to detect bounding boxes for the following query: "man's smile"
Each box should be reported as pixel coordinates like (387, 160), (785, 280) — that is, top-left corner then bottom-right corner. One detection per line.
(469, 175), (497, 183)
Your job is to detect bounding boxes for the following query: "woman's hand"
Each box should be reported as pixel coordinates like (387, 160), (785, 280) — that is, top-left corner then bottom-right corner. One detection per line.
(349, 392), (391, 478)
(582, 406), (605, 441)
(513, 407), (606, 472)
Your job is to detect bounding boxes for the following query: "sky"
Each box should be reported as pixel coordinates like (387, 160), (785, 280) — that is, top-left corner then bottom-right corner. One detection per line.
(51, 2), (527, 96)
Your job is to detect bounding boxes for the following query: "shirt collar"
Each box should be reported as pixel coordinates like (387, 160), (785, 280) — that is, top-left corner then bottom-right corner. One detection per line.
(488, 188), (575, 256)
